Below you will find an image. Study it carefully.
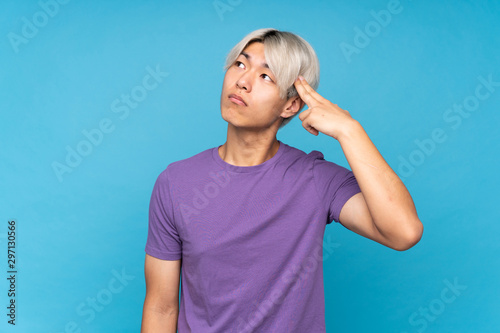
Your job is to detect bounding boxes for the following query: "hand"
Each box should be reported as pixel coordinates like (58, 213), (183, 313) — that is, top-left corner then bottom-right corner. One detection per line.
(294, 76), (355, 140)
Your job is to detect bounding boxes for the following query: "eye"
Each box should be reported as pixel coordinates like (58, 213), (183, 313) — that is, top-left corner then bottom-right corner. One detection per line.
(234, 61), (245, 68)
(261, 73), (274, 82)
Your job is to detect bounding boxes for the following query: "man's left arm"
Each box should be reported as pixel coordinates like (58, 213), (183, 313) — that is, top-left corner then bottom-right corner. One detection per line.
(294, 76), (423, 251)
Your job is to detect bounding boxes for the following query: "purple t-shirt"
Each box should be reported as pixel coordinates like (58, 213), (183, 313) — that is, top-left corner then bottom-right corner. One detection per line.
(145, 140), (361, 332)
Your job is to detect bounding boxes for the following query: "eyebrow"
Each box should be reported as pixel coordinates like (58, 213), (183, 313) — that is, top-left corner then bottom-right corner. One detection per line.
(240, 51), (270, 69)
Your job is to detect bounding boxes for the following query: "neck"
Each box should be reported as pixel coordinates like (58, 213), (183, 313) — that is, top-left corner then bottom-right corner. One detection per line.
(218, 124), (280, 167)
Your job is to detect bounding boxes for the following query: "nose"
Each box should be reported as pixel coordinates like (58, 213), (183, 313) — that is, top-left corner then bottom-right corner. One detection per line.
(236, 71), (252, 92)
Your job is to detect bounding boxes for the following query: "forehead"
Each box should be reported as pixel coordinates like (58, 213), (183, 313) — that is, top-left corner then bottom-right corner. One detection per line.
(238, 42), (269, 69)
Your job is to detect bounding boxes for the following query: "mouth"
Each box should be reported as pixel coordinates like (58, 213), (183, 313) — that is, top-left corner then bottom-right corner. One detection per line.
(228, 93), (247, 106)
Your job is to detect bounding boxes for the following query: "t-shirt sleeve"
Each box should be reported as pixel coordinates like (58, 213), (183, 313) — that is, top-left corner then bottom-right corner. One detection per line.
(145, 168), (182, 260)
(312, 152), (362, 224)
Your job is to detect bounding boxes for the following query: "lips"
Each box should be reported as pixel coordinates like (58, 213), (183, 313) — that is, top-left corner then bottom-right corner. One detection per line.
(228, 93), (247, 106)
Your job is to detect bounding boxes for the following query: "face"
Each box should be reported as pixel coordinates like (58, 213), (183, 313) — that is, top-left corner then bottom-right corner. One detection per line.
(220, 42), (294, 130)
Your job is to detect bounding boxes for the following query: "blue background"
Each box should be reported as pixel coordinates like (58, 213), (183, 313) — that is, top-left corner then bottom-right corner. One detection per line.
(1, 0), (499, 332)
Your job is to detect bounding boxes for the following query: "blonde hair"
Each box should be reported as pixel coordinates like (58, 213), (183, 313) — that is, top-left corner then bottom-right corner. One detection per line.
(223, 28), (320, 129)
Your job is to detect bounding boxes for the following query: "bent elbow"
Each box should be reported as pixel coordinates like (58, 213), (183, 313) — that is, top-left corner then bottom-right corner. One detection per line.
(394, 218), (424, 251)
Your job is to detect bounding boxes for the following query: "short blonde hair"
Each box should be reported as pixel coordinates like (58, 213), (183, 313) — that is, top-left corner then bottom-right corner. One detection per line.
(223, 28), (320, 129)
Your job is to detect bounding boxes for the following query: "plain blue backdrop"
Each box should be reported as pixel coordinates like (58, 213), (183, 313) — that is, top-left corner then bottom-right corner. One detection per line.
(1, 0), (499, 332)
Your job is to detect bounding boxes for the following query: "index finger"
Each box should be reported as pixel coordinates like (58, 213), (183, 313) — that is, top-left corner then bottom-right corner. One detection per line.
(296, 77), (328, 103)
(294, 78), (320, 106)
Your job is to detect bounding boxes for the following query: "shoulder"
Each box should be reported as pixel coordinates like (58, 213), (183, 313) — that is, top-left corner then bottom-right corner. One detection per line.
(287, 143), (343, 171)
(277, 142), (348, 176)
(279, 142), (323, 164)
(268, 142), (316, 177)
(283, 142), (332, 164)
(162, 148), (214, 178)
(157, 146), (214, 181)
(300, 146), (353, 179)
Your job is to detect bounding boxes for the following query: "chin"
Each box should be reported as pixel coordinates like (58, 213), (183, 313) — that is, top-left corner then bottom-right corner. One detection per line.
(221, 104), (264, 129)
(220, 105), (237, 125)
(221, 103), (240, 118)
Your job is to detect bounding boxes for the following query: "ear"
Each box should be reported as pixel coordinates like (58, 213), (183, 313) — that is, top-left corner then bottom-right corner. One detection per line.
(279, 95), (304, 119)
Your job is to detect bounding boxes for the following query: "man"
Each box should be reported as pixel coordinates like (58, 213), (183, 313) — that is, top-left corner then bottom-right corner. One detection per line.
(141, 28), (423, 332)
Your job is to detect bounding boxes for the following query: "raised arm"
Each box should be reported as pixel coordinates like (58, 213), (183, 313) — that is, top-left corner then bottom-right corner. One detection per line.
(294, 76), (423, 251)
